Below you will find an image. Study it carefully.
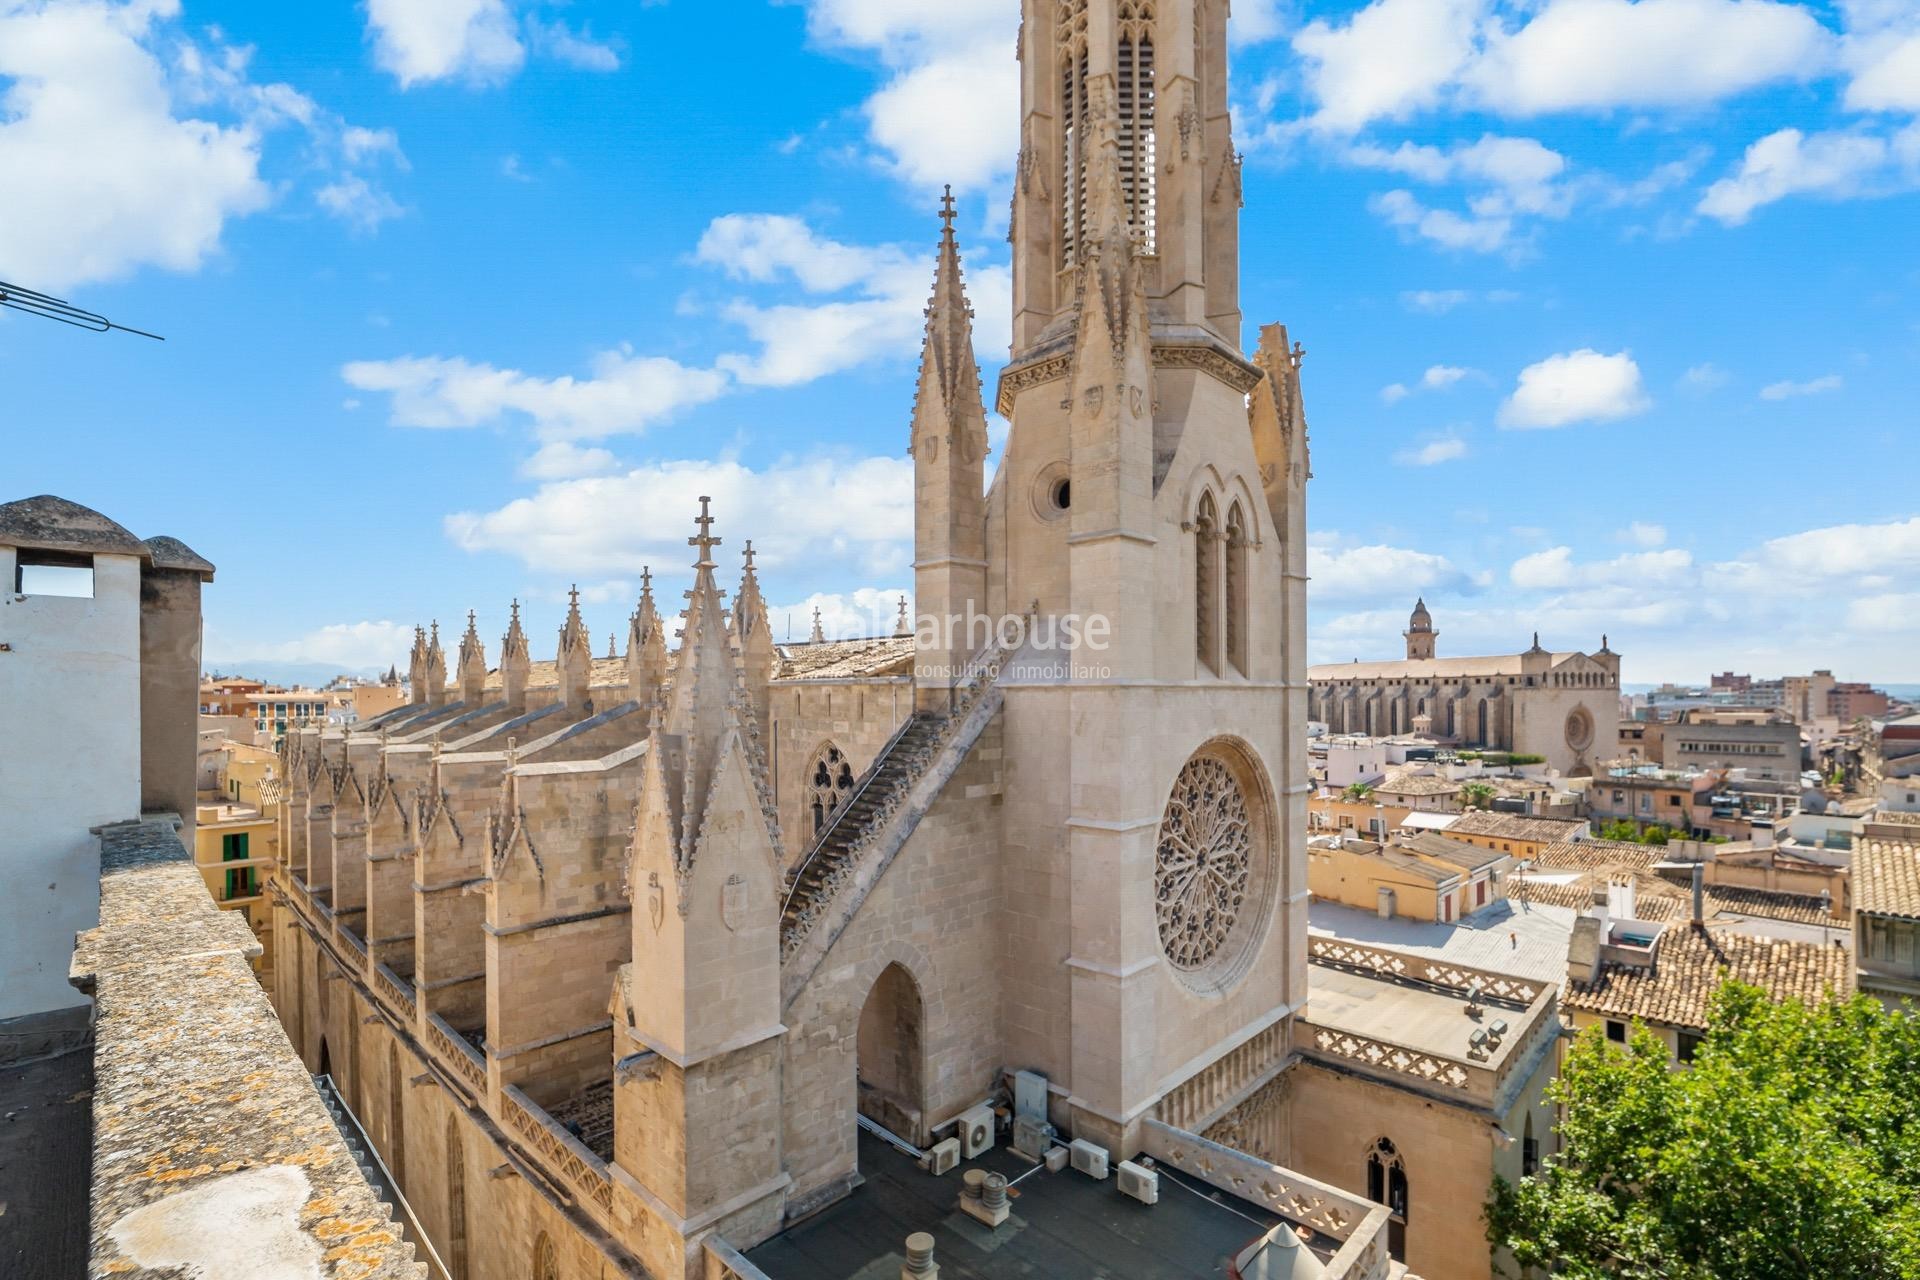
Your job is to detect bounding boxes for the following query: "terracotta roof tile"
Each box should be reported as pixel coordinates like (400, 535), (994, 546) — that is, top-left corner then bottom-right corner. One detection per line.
(1564, 926), (1853, 1033)
(1533, 838), (1664, 872)
(1447, 811), (1588, 843)
(1856, 837), (1920, 920)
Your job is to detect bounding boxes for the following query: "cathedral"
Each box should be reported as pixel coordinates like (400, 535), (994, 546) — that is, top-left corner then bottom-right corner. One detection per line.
(1308, 600), (1622, 776)
(265, 5), (1535, 1279)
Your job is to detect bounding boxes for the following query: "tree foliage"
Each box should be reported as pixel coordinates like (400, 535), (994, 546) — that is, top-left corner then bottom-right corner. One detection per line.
(1487, 983), (1920, 1278)
(1460, 782), (1497, 810)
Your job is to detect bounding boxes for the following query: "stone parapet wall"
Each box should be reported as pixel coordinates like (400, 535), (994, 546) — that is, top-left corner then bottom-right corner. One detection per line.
(71, 818), (427, 1280)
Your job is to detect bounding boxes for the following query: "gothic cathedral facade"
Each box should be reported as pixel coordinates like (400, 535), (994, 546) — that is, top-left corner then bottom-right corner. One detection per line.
(266, 3), (1331, 1277)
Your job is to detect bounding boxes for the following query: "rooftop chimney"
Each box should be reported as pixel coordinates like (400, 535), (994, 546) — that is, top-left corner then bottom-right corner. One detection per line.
(1691, 861), (1705, 930)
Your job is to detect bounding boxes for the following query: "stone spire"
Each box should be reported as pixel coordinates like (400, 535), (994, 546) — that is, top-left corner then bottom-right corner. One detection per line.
(1405, 597), (1437, 661)
(664, 497), (745, 864)
(500, 599), (531, 710)
(558, 586), (593, 713)
(627, 567), (669, 707)
(809, 606), (825, 644)
(912, 189), (989, 705)
(895, 596), (911, 638)
(406, 626), (427, 701)
(607, 634), (617, 660)
(731, 540), (776, 738)
(423, 621), (448, 707)
(458, 610), (489, 704)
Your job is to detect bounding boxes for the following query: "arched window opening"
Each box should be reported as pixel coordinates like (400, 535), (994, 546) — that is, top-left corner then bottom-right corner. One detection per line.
(1366, 1137), (1408, 1261)
(857, 963), (926, 1146)
(534, 1232), (560, 1280)
(1195, 494), (1218, 673)
(1476, 698), (1490, 746)
(446, 1117), (469, 1280)
(1225, 502), (1248, 675)
(1117, 2), (1157, 251)
(807, 743), (857, 835)
(1058, 1), (1090, 266)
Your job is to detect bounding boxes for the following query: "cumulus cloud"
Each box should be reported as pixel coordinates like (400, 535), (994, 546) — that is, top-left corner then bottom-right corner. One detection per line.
(0, 0), (400, 291)
(798, 0), (1016, 194)
(519, 441), (618, 480)
(1510, 545), (1694, 589)
(1381, 364), (1479, 403)
(342, 350), (729, 440)
(1393, 434), (1470, 466)
(365, 0), (524, 87)
(1308, 541), (1477, 600)
(1698, 125), (1920, 224)
(1620, 521), (1668, 548)
(1759, 374), (1844, 400)
(259, 620), (417, 670)
(1291, 0), (1833, 132)
(1498, 349), (1651, 428)
(444, 454), (915, 578)
(768, 587), (912, 643)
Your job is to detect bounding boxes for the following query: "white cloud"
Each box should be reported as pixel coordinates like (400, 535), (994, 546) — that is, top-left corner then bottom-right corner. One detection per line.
(1698, 126), (1920, 224)
(1291, 0), (1832, 131)
(260, 620), (417, 670)
(1466, 0), (1832, 116)
(1309, 542), (1476, 600)
(1393, 434), (1470, 466)
(1294, 0), (1487, 132)
(1848, 592), (1920, 633)
(1742, 515), (1920, 579)
(444, 454), (916, 578)
(1510, 545), (1695, 589)
(768, 588), (912, 642)
(1759, 374), (1843, 400)
(1498, 349), (1651, 428)
(1381, 364), (1477, 404)
(365, 0), (525, 87)
(696, 212), (1011, 387)
(1231, 0), (1288, 45)
(1621, 521), (1668, 548)
(519, 441), (618, 480)
(1681, 362), (1731, 392)
(342, 350), (729, 440)
(525, 17), (620, 72)
(1400, 288), (1521, 313)
(0, 0), (404, 291)
(1371, 189), (1513, 253)
(799, 0), (1016, 194)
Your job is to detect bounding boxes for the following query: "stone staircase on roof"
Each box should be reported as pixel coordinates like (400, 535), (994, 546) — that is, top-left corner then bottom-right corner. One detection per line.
(780, 711), (949, 941)
(316, 1075), (448, 1279)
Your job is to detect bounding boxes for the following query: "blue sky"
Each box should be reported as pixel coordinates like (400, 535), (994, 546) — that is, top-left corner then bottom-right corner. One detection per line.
(1, 0), (1915, 684)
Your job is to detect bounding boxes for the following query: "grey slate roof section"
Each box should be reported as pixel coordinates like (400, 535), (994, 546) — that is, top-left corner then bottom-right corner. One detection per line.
(0, 494), (149, 559)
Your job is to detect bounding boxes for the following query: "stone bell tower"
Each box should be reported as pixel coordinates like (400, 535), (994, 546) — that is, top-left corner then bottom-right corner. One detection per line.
(986, 0), (1309, 1156)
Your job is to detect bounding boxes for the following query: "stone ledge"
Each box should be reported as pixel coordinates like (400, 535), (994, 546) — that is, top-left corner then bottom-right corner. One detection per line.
(70, 818), (427, 1280)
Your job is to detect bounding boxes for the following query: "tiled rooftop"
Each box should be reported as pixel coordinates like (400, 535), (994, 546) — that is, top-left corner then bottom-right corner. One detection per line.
(1855, 837), (1920, 920)
(1563, 925), (1853, 1032)
(1533, 838), (1664, 872)
(1446, 810), (1587, 843)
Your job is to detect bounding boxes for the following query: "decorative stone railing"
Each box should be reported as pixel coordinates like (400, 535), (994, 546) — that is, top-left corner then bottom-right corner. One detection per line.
(499, 1084), (616, 1215)
(72, 819), (426, 1279)
(1156, 1019), (1291, 1133)
(375, 961), (417, 1019)
(1300, 1024), (1478, 1094)
(702, 1237), (777, 1280)
(425, 1012), (487, 1096)
(1140, 1119), (1391, 1280)
(1308, 937), (1544, 1005)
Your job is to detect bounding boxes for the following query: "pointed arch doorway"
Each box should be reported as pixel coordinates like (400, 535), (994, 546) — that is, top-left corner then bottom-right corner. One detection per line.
(855, 962), (926, 1147)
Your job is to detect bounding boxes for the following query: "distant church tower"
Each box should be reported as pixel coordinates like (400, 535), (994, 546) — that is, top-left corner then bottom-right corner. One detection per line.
(963, 0), (1310, 1153)
(1404, 597), (1437, 660)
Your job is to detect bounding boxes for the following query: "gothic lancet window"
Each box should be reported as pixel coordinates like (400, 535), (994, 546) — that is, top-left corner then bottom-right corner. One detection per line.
(1367, 1137), (1409, 1260)
(1117, 1), (1157, 251)
(1195, 494), (1218, 673)
(1225, 501), (1248, 675)
(1058, 0), (1090, 267)
(807, 742), (857, 835)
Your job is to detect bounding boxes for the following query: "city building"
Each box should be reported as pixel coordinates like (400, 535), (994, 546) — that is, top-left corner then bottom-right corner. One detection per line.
(1439, 811), (1591, 862)
(193, 739), (283, 980)
(1309, 602), (1621, 776)
(0, 495), (212, 1061)
(1854, 836), (1920, 1009)
(1308, 831), (1512, 923)
(253, 9), (1488, 1277)
(1667, 712), (1803, 782)
(200, 674), (265, 717)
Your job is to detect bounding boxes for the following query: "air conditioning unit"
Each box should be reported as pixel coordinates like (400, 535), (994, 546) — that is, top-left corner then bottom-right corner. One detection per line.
(1069, 1138), (1109, 1180)
(958, 1104), (996, 1159)
(1012, 1115), (1055, 1162)
(1116, 1160), (1159, 1205)
(926, 1137), (960, 1176)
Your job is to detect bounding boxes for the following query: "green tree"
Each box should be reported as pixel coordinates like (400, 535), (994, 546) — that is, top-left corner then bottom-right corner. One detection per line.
(1487, 983), (1920, 1278)
(1342, 781), (1375, 802)
(1459, 782), (1497, 810)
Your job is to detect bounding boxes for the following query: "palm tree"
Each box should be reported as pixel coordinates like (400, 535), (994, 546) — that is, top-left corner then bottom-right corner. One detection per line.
(1458, 781), (1496, 811)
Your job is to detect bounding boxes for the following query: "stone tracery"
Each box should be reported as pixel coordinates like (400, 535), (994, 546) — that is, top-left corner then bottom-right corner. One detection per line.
(1155, 753), (1253, 971)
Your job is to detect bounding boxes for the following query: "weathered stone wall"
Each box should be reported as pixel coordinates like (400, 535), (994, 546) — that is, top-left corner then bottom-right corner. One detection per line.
(768, 679), (912, 867)
(780, 715), (1005, 1216)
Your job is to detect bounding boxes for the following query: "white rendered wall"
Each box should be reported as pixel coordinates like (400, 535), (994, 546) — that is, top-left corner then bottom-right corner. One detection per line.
(0, 548), (142, 1020)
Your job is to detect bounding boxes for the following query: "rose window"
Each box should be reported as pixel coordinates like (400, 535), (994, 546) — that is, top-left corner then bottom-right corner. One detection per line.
(1155, 754), (1253, 971)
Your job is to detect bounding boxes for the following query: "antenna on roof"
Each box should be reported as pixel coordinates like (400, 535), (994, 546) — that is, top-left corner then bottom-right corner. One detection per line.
(0, 278), (164, 340)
